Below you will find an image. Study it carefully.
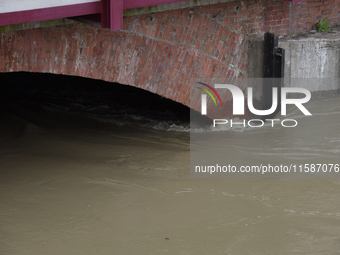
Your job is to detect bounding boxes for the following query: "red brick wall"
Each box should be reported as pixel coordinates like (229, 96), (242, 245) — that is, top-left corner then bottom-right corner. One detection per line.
(0, 0), (340, 118)
(264, 0), (340, 33)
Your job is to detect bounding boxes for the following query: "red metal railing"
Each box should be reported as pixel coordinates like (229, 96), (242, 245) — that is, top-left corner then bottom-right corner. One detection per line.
(0, 0), (189, 31)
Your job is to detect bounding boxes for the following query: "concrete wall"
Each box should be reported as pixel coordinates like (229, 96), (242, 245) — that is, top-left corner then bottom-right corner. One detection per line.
(279, 28), (340, 97)
(248, 28), (340, 100)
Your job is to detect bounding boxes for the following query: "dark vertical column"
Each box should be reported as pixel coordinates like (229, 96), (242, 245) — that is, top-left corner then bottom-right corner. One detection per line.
(262, 32), (285, 119)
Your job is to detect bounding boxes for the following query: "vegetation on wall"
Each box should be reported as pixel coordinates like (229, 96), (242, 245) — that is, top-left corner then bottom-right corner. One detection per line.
(317, 17), (331, 32)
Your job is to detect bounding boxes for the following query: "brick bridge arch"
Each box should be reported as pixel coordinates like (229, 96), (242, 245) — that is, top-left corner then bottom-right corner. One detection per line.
(0, 4), (256, 118)
(2, 0), (331, 118)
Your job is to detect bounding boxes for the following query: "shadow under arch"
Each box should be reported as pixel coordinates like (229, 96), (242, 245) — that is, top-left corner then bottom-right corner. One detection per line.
(0, 72), (195, 124)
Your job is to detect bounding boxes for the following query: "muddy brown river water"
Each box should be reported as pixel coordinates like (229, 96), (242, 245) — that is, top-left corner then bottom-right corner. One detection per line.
(1, 96), (340, 254)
